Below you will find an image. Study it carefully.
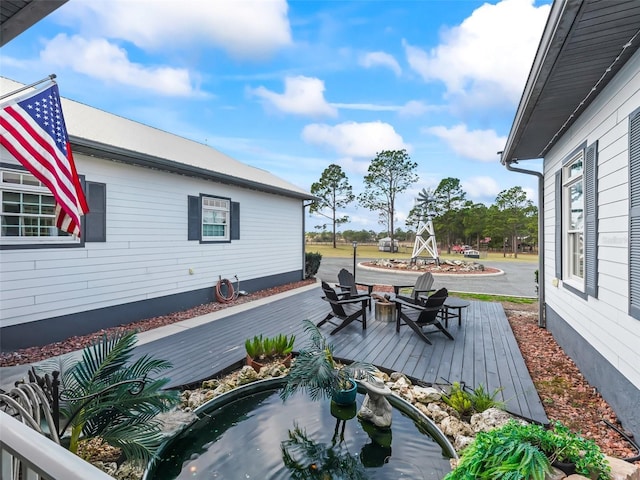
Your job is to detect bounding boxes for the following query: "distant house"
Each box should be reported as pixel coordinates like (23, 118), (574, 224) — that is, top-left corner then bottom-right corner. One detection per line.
(0, 77), (314, 352)
(378, 237), (399, 252)
(501, 0), (640, 440)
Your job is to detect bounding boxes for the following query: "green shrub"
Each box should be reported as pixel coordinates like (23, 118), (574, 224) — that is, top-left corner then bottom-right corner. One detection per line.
(305, 252), (322, 278)
(441, 382), (473, 418)
(444, 420), (610, 480)
(273, 333), (295, 356)
(470, 383), (505, 412)
(245, 335), (265, 358)
(442, 382), (506, 417)
(245, 333), (295, 359)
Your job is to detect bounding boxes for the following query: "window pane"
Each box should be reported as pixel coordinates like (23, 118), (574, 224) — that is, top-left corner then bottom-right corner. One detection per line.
(569, 232), (584, 278)
(203, 224), (226, 237)
(569, 181), (583, 230)
(2, 172), (21, 184)
(568, 158), (583, 178)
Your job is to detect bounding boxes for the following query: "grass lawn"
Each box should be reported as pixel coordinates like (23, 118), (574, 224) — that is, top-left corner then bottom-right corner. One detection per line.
(306, 242), (539, 263)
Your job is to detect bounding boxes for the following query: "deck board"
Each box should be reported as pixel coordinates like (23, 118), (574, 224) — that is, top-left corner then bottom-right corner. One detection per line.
(132, 285), (548, 424)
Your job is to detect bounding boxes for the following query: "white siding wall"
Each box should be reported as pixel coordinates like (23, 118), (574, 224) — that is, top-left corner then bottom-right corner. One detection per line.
(543, 49), (640, 389)
(0, 155), (304, 328)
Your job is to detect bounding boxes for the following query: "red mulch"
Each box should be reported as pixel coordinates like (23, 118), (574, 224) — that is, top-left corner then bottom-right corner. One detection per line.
(505, 303), (639, 464)
(1, 278), (638, 462)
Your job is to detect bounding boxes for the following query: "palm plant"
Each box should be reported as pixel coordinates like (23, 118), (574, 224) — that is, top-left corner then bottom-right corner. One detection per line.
(280, 320), (376, 402)
(56, 331), (179, 464)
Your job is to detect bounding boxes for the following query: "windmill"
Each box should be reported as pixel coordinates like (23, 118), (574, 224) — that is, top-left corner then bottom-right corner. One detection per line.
(411, 189), (439, 264)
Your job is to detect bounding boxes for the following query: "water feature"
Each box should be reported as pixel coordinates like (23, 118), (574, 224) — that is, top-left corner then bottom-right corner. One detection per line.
(145, 378), (455, 480)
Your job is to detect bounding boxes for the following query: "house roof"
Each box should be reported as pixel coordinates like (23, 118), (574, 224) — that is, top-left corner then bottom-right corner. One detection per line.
(501, 0), (640, 163)
(1, 0), (68, 46)
(1, 77), (313, 200)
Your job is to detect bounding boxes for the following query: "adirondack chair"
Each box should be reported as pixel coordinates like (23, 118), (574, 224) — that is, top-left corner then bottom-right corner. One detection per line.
(392, 272), (435, 304)
(336, 268), (375, 310)
(394, 287), (453, 344)
(317, 281), (369, 335)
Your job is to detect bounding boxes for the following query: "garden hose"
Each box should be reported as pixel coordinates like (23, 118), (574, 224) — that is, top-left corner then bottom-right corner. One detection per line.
(215, 277), (236, 303)
(602, 419), (640, 463)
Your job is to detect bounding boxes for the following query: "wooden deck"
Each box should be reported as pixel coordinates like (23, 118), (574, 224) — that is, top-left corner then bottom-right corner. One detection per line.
(132, 285), (548, 425)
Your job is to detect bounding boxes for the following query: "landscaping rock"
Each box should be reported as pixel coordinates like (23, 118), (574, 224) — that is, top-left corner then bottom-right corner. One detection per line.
(605, 455), (640, 480)
(470, 407), (521, 433)
(413, 386), (442, 404)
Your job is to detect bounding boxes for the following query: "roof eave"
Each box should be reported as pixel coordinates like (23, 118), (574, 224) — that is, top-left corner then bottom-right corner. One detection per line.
(71, 137), (315, 201)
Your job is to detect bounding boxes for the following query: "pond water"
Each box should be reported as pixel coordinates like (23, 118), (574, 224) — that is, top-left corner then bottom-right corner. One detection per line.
(145, 379), (454, 480)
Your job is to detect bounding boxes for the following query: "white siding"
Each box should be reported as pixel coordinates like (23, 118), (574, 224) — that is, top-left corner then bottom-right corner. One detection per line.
(543, 48), (640, 389)
(0, 154), (304, 328)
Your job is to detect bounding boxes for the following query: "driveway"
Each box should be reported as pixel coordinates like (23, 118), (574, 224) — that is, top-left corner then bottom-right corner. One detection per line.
(317, 257), (538, 298)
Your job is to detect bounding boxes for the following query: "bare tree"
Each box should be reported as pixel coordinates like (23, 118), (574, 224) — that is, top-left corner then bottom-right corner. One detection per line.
(358, 150), (418, 247)
(310, 164), (355, 248)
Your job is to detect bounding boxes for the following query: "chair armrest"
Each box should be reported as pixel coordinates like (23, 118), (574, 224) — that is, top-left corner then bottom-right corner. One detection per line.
(414, 288), (436, 296)
(392, 284), (415, 294)
(395, 294), (418, 304)
(323, 296), (369, 306)
(394, 297), (443, 313)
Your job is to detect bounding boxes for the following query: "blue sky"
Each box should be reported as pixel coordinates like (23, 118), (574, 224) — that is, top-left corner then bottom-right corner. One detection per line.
(1, 0), (550, 233)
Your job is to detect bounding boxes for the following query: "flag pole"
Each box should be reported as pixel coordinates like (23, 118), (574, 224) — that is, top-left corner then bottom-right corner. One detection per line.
(0, 74), (57, 101)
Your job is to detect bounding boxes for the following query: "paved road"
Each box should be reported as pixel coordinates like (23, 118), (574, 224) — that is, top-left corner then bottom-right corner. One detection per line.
(317, 256), (538, 298)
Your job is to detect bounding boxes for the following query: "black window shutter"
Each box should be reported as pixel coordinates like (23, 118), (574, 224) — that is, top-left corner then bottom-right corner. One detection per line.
(555, 171), (562, 279)
(231, 201), (240, 240)
(188, 195), (201, 241)
(84, 181), (106, 242)
(584, 142), (598, 297)
(629, 109), (640, 319)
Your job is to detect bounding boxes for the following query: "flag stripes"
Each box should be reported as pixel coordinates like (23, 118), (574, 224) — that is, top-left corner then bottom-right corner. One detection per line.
(0, 82), (88, 237)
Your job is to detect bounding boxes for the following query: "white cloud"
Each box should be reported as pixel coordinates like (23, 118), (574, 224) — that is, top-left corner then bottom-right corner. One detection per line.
(424, 124), (505, 162)
(403, 0), (550, 107)
(40, 34), (199, 96)
(463, 176), (501, 200)
(359, 51), (402, 76)
(398, 100), (433, 117)
(60, 0), (292, 60)
(250, 76), (337, 117)
(301, 121), (408, 158)
(330, 103), (398, 112)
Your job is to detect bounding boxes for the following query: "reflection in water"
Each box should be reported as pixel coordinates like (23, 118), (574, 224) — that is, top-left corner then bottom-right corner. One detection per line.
(147, 385), (452, 480)
(281, 423), (368, 480)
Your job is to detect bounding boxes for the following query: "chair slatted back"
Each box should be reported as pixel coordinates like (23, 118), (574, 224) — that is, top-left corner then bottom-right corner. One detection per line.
(413, 272), (434, 297)
(417, 287), (448, 324)
(322, 281), (347, 317)
(337, 268), (357, 296)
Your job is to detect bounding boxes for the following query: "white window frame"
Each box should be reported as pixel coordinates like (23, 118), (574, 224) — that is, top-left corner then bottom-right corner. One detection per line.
(562, 150), (585, 289)
(202, 196), (230, 241)
(0, 167), (78, 245)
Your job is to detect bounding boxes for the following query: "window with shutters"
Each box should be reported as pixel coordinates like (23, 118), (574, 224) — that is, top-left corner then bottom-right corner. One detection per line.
(556, 141), (598, 298)
(563, 150), (585, 288)
(0, 166), (77, 245)
(188, 194), (239, 243)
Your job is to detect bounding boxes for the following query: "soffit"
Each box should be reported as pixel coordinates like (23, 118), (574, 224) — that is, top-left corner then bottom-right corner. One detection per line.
(1, 0), (68, 46)
(502, 0), (640, 162)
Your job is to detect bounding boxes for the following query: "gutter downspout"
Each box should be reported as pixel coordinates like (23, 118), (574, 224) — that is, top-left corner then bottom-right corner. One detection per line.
(303, 201), (316, 280)
(503, 160), (546, 328)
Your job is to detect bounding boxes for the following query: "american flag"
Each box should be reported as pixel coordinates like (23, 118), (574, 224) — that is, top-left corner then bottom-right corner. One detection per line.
(0, 82), (88, 237)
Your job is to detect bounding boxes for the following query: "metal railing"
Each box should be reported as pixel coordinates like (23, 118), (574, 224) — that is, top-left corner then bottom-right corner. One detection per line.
(0, 411), (114, 480)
